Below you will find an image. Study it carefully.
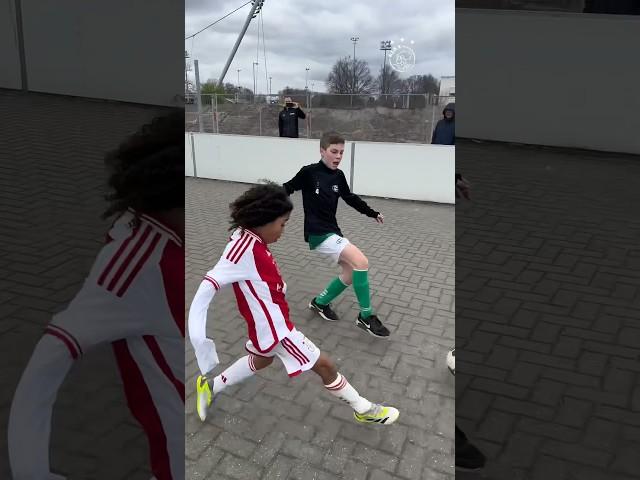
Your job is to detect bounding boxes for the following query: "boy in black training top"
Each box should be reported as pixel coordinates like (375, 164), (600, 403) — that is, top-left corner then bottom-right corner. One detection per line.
(283, 131), (390, 338)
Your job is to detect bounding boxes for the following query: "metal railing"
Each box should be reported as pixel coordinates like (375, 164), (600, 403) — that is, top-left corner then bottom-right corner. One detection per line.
(185, 93), (455, 144)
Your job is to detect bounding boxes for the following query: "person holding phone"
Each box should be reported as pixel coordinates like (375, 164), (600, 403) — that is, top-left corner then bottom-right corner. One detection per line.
(278, 96), (306, 138)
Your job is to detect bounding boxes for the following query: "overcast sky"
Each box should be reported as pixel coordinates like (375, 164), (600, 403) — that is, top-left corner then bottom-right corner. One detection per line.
(185, 0), (454, 94)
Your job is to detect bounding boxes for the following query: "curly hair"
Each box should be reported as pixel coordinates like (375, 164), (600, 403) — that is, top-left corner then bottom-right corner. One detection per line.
(103, 108), (184, 219)
(229, 182), (293, 231)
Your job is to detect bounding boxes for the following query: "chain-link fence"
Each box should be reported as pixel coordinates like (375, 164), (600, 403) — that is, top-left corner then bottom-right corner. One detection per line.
(185, 93), (455, 144)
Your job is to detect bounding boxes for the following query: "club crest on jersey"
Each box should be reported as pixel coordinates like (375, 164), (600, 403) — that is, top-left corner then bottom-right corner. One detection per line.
(302, 336), (316, 353)
(332, 185), (339, 193)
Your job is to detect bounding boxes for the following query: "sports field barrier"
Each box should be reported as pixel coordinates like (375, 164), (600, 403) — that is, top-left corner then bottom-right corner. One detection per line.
(186, 133), (455, 204)
(457, 9), (640, 155)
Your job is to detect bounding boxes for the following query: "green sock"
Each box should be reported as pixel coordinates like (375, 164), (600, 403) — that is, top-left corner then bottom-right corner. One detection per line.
(315, 276), (349, 306)
(352, 269), (373, 318)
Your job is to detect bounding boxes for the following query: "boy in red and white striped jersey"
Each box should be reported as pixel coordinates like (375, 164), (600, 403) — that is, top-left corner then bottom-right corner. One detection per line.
(188, 183), (400, 426)
(8, 111), (185, 480)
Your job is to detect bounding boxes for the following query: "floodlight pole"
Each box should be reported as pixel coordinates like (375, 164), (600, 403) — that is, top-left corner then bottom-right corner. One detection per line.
(218, 0), (265, 87)
(350, 36), (359, 107)
(380, 40), (392, 95)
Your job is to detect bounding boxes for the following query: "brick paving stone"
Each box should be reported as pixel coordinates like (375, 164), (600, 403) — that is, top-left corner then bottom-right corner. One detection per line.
(457, 139), (640, 479)
(186, 178), (455, 478)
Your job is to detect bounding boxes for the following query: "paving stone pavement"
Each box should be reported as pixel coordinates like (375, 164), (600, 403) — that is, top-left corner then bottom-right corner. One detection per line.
(456, 139), (640, 480)
(186, 178), (455, 479)
(0, 90), (167, 479)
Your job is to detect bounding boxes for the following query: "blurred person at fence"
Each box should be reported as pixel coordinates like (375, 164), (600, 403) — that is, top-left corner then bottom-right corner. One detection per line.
(283, 131), (391, 338)
(431, 102), (455, 145)
(278, 96), (306, 138)
(456, 173), (471, 200)
(8, 110), (185, 480)
(446, 350), (487, 471)
(448, 171), (484, 471)
(188, 182), (400, 426)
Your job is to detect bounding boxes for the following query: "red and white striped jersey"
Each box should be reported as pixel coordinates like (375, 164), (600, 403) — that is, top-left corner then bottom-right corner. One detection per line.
(9, 210), (184, 480)
(188, 228), (294, 374)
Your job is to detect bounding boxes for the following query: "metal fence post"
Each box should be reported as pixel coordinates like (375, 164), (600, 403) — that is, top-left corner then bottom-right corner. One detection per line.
(214, 94), (218, 133)
(424, 94), (429, 143)
(308, 93), (312, 138)
(429, 95), (436, 143)
(194, 60), (203, 133)
(190, 133), (197, 178)
(349, 142), (356, 191)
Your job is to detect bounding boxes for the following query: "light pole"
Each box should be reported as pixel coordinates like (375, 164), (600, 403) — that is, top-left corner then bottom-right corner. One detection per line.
(236, 68), (241, 102)
(305, 67), (310, 90)
(269, 76), (272, 97)
(380, 40), (392, 95)
(185, 50), (190, 92)
(252, 61), (258, 99)
(350, 36), (359, 95)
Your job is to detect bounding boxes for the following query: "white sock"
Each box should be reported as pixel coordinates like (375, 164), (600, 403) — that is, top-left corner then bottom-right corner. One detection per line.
(211, 355), (257, 395)
(324, 372), (372, 414)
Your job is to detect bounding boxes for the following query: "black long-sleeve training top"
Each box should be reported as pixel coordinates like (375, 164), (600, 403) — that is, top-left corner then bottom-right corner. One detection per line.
(283, 161), (379, 241)
(278, 107), (306, 138)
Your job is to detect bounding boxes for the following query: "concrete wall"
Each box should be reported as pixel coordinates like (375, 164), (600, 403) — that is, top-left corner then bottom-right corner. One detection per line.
(353, 142), (454, 204)
(186, 133), (455, 204)
(190, 135), (352, 187)
(456, 9), (640, 154)
(1, 0), (182, 106)
(0, 0), (22, 89)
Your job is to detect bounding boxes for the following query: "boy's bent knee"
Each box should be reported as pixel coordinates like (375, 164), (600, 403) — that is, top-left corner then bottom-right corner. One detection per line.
(352, 254), (368, 271)
(252, 355), (273, 370)
(357, 256), (369, 270)
(314, 353), (337, 375)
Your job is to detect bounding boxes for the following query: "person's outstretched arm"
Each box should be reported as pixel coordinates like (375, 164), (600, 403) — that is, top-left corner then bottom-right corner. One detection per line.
(188, 277), (220, 376)
(188, 246), (249, 376)
(283, 167), (306, 195)
(9, 335), (74, 480)
(9, 267), (163, 478)
(297, 107), (306, 119)
(338, 172), (383, 223)
(8, 221), (182, 479)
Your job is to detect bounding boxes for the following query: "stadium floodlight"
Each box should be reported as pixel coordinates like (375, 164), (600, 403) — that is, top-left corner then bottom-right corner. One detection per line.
(350, 36), (359, 94)
(380, 40), (392, 94)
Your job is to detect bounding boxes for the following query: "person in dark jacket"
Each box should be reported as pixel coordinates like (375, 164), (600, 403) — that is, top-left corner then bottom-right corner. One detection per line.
(283, 131), (390, 338)
(278, 96), (306, 138)
(431, 102), (455, 145)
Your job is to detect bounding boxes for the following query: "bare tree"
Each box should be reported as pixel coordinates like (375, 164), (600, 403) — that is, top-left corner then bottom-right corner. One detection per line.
(375, 66), (403, 94)
(400, 74), (440, 95)
(327, 56), (375, 94)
